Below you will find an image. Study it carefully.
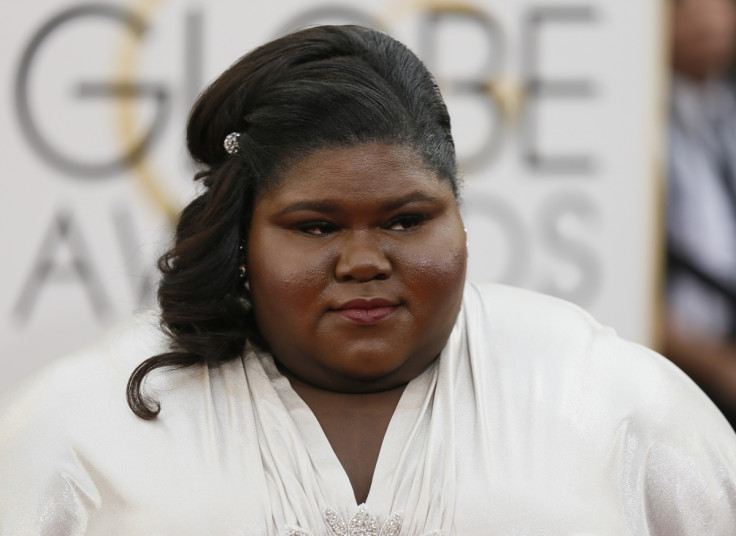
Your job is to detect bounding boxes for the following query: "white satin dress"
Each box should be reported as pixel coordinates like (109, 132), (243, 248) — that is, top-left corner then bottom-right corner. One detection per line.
(1, 283), (735, 535)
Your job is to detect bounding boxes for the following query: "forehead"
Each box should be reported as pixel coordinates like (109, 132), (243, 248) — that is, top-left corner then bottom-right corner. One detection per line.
(259, 143), (451, 205)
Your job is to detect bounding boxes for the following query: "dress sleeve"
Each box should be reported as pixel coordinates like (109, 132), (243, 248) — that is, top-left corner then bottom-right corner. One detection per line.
(593, 332), (736, 535)
(0, 313), (165, 534)
(0, 368), (96, 535)
(640, 429), (736, 535)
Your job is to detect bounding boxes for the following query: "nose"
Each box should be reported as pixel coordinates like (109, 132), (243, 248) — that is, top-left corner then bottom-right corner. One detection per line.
(334, 231), (392, 282)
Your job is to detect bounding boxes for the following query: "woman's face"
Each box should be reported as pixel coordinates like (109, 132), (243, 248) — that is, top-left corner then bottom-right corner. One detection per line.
(246, 143), (467, 393)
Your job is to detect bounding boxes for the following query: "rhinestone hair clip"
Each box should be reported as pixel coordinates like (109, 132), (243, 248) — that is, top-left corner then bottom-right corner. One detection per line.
(224, 132), (241, 155)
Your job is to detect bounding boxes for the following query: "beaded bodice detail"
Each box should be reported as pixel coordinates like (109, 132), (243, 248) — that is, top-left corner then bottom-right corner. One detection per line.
(286, 505), (441, 536)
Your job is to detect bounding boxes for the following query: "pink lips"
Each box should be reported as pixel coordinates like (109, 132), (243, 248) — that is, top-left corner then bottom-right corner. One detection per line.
(333, 298), (399, 324)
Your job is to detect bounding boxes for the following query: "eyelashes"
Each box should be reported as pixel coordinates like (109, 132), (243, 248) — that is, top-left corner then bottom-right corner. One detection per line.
(295, 221), (339, 236)
(385, 213), (428, 231)
(295, 213), (429, 236)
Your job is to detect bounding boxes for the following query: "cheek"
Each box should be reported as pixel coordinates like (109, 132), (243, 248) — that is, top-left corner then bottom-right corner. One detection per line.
(248, 235), (334, 320)
(398, 229), (468, 298)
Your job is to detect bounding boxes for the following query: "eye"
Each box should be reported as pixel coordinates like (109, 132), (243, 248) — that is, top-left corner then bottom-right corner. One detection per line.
(295, 221), (338, 236)
(386, 213), (428, 231)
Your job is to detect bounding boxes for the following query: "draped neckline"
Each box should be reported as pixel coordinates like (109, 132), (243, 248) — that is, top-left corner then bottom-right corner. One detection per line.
(256, 349), (439, 514)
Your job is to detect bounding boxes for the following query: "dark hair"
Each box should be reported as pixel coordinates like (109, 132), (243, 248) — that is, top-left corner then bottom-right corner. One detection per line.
(126, 24), (458, 419)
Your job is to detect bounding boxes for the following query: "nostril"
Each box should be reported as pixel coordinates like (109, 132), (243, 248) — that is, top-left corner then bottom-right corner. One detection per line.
(335, 260), (392, 282)
(334, 243), (392, 282)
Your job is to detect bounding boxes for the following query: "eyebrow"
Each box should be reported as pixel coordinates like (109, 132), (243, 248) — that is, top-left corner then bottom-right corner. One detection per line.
(274, 191), (444, 217)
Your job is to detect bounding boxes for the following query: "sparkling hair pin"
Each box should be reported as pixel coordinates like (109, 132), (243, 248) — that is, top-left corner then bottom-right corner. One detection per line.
(224, 132), (241, 155)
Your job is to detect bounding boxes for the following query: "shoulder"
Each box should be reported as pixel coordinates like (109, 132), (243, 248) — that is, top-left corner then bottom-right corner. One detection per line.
(460, 282), (736, 439)
(0, 312), (247, 528)
(0, 312), (172, 464)
(460, 282), (606, 369)
(462, 281), (659, 369)
(1, 311), (167, 413)
(0, 312), (169, 524)
(458, 283), (736, 531)
(462, 281), (600, 331)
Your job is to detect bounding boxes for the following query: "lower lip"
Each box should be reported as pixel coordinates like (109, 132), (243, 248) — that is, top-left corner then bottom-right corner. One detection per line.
(335, 306), (398, 324)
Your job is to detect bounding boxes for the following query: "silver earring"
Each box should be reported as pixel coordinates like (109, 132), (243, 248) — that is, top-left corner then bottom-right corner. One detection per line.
(239, 244), (247, 279)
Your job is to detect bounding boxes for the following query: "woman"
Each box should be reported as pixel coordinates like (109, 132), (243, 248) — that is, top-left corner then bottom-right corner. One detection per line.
(2, 25), (735, 535)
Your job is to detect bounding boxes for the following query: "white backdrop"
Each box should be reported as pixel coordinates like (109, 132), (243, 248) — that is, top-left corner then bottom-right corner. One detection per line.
(0, 0), (666, 393)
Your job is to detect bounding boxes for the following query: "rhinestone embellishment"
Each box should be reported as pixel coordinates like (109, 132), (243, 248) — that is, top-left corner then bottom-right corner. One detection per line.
(286, 505), (438, 536)
(223, 132), (241, 154)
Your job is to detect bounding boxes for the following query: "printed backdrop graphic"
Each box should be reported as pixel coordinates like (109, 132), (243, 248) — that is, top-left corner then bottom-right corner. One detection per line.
(0, 0), (666, 393)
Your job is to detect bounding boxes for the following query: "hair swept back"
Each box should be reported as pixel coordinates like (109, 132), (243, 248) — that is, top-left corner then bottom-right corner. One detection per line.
(127, 24), (458, 419)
